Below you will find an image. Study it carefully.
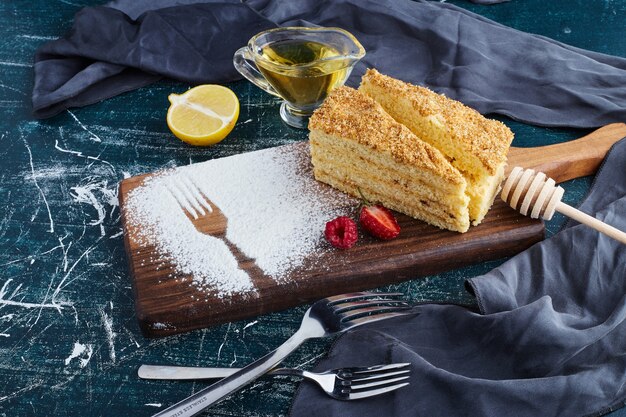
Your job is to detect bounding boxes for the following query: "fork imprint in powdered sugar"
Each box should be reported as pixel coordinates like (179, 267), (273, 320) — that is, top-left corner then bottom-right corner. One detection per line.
(165, 175), (212, 220)
(166, 174), (272, 282)
(123, 145), (355, 298)
(151, 291), (415, 417)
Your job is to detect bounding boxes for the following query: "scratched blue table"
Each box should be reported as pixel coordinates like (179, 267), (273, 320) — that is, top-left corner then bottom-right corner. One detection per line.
(1, 1), (625, 416)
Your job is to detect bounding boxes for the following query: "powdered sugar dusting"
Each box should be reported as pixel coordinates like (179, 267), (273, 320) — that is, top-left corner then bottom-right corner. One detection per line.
(125, 179), (255, 297)
(124, 143), (354, 298)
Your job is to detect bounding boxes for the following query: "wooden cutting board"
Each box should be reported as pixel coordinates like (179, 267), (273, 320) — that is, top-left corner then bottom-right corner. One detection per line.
(120, 123), (626, 337)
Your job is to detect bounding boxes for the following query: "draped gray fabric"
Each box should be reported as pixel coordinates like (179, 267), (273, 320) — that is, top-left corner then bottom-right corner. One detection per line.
(32, 0), (626, 127)
(289, 138), (626, 417)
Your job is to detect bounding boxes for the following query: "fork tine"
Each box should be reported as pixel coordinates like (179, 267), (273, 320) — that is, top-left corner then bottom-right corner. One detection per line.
(325, 292), (404, 305)
(347, 382), (410, 400)
(343, 311), (415, 329)
(350, 363), (411, 375)
(310, 292), (410, 333)
(350, 370), (411, 384)
(176, 177), (206, 216)
(339, 305), (413, 322)
(166, 181), (199, 219)
(333, 300), (411, 314)
(350, 375), (410, 390)
(182, 176), (213, 213)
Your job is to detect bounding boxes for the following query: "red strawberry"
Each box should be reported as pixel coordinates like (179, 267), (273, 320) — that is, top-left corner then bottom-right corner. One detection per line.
(324, 216), (358, 249)
(358, 191), (400, 240)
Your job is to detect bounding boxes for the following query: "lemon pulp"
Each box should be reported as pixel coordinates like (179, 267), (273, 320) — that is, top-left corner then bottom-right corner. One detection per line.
(166, 85), (240, 146)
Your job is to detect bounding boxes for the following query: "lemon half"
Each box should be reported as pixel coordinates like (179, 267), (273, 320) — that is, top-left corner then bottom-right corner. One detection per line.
(167, 85), (240, 146)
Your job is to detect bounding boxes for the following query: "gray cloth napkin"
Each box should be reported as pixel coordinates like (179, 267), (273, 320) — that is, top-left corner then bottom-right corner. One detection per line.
(289, 137), (626, 416)
(32, 0), (626, 128)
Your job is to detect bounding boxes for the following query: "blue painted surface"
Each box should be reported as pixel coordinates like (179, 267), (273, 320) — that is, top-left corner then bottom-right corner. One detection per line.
(0, 0), (625, 416)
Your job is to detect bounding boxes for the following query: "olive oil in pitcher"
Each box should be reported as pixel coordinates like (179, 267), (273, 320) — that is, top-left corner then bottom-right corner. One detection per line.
(233, 27), (365, 128)
(256, 40), (350, 110)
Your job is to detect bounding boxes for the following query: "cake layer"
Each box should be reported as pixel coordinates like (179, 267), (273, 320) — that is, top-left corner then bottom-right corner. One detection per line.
(313, 168), (469, 233)
(309, 86), (470, 233)
(466, 164), (506, 226)
(310, 131), (466, 200)
(310, 148), (467, 219)
(359, 69), (513, 224)
(311, 154), (468, 226)
(310, 131), (469, 215)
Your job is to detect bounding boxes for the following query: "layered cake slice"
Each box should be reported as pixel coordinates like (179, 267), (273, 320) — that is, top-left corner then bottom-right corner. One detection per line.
(308, 86), (471, 233)
(359, 69), (514, 226)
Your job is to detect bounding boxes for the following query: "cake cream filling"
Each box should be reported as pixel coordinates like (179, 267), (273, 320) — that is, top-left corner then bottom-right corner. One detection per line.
(310, 134), (469, 207)
(314, 169), (469, 232)
(310, 131), (471, 232)
(465, 163), (506, 226)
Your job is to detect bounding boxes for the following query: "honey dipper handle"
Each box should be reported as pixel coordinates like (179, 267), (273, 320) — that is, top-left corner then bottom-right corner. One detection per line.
(556, 202), (626, 245)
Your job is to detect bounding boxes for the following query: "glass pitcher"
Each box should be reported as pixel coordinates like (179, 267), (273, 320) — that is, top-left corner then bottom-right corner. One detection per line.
(233, 27), (365, 129)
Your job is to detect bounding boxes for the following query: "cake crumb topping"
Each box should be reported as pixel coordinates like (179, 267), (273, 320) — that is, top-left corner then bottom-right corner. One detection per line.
(360, 68), (514, 175)
(309, 86), (465, 185)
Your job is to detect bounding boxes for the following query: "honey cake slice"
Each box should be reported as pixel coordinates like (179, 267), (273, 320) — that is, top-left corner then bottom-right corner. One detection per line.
(308, 86), (470, 233)
(359, 69), (514, 226)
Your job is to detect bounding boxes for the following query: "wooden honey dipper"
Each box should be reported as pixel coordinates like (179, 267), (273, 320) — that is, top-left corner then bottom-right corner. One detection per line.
(501, 167), (626, 244)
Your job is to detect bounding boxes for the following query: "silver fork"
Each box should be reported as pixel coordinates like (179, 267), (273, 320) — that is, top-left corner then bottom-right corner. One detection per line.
(151, 292), (414, 417)
(139, 363), (411, 401)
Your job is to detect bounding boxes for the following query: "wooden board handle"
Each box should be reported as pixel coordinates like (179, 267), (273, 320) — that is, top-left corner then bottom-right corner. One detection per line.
(507, 123), (626, 183)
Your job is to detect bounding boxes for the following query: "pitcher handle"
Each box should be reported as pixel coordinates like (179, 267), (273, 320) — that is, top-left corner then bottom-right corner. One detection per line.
(233, 47), (281, 98)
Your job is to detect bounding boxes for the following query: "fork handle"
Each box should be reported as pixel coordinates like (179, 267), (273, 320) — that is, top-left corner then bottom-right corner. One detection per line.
(151, 327), (310, 417)
(139, 364), (239, 380)
(138, 365), (304, 380)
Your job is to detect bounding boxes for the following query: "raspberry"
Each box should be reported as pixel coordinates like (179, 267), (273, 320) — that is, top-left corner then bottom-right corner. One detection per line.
(324, 216), (358, 249)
